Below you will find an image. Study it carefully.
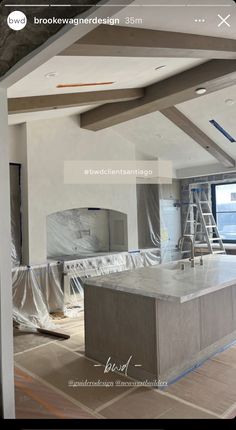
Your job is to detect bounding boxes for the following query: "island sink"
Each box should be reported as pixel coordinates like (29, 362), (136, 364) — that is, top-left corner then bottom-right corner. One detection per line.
(162, 257), (204, 271)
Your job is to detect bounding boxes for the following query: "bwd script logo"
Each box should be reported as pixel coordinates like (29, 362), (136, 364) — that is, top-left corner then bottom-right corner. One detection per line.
(7, 11), (27, 30)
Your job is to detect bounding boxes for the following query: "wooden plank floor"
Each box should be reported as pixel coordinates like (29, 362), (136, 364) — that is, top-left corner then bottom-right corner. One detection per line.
(14, 312), (236, 419)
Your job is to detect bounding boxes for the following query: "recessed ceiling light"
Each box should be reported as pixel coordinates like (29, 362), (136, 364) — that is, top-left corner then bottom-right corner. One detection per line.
(45, 72), (59, 78)
(195, 87), (207, 95)
(225, 98), (235, 106)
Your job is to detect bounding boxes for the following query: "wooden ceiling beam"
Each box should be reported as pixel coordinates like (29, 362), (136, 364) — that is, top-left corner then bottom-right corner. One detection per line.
(161, 107), (235, 167)
(8, 88), (144, 114)
(80, 60), (236, 131)
(59, 25), (236, 59)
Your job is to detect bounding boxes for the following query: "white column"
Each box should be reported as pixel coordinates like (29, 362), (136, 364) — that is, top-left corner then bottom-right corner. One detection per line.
(0, 88), (15, 418)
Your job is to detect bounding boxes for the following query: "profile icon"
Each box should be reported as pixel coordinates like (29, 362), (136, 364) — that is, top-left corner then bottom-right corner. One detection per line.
(7, 11), (27, 31)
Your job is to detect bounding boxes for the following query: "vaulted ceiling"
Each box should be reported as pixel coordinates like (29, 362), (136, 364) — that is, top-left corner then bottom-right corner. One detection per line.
(4, 0), (236, 175)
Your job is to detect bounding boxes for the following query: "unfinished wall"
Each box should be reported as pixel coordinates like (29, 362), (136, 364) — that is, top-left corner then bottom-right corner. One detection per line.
(180, 172), (236, 254)
(21, 116), (139, 264)
(180, 172), (236, 222)
(159, 180), (181, 201)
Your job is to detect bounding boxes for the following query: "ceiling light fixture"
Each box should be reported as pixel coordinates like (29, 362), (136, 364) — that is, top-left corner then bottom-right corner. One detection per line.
(45, 72), (59, 78)
(225, 98), (235, 106)
(195, 87), (207, 95)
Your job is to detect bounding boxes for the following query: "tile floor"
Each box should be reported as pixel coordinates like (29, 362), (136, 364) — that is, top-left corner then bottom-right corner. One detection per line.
(14, 312), (236, 419)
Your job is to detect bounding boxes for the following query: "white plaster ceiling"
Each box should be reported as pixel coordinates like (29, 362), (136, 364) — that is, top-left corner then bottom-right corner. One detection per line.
(113, 110), (216, 169)
(178, 84), (236, 158)
(7, 56), (204, 98)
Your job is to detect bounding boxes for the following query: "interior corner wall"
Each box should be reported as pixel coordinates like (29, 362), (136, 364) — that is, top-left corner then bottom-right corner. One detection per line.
(24, 115), (138, 264)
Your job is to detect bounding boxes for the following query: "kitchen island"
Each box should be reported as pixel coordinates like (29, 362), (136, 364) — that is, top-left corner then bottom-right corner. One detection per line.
(83, 254), (236, 383)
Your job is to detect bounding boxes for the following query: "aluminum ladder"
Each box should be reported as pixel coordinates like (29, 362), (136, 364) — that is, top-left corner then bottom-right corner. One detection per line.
(181, 188), (226, 256)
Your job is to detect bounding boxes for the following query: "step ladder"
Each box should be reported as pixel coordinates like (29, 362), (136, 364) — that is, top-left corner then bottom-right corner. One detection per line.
(180, 188), (226, 256)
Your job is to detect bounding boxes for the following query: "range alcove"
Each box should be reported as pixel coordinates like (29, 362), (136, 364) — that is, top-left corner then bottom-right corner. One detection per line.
(47, 207), (128, 260)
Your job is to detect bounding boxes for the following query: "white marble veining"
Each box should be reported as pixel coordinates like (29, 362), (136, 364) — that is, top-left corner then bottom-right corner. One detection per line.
(84, 254), (236, 303)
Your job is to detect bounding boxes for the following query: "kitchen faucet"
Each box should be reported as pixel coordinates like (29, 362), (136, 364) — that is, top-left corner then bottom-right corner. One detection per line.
(178, 235), (195, 267)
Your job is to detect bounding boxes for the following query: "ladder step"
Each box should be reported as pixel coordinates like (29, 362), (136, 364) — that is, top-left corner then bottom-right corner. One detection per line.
(206, 225), (216, 228)
(209, 238), (222, 241)
(202, 213), (213, 216)
(212, 251), (226, 254)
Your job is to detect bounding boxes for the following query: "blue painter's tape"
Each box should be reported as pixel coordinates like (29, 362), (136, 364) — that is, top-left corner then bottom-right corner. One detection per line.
(162, 338), (236, 388)
(210, 119), (236, 143)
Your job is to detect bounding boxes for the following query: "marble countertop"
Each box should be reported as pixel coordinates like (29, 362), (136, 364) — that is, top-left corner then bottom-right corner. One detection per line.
(84, 254), (236, 303)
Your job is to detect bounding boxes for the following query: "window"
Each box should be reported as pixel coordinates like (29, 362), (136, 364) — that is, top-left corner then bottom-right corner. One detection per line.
(212, 182), (236, 243)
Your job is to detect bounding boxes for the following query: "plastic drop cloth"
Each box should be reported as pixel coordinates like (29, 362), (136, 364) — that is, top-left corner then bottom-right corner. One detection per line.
(47, 208), (111, 258)
(11, 182), (180, 329)
(64, 249), (160, 278)
(12, 263), (64, 329)
(137, 184), (180, 263)
(63, 249), (160, 314)
(12, 249), (160, 329)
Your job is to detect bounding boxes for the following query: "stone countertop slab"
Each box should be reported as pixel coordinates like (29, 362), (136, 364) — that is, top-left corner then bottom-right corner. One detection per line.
(83, 254), (236, 303)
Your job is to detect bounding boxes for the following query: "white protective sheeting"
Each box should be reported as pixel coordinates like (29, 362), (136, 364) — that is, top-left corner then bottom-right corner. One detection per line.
(63, 249), (160, 311)
(11, 182), (174, 328)
(12, 249), (160, 329)
(47, 208), (111, 258)
(12, 263), (64, 329)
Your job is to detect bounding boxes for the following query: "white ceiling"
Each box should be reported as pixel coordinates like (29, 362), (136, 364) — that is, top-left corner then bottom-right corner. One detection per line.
(178, 85), (236, 158)
(113, 110), (215, 169)
(7, 57), (203, 98)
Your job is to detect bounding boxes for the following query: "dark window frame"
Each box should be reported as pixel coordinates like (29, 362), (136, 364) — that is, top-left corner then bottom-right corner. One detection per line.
(211, 181), (236, 244)
(10, 163), (22, 264)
